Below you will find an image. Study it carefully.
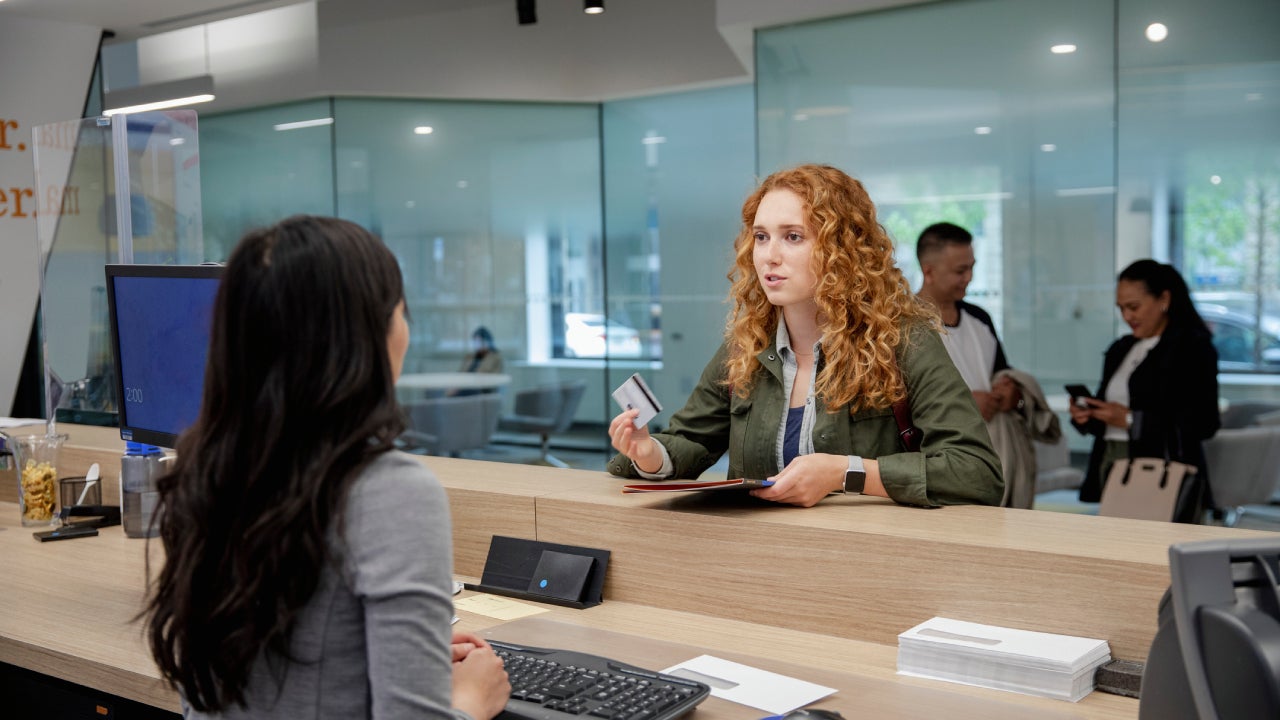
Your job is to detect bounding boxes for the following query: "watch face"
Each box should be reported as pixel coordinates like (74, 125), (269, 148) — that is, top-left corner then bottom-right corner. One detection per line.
(844, 470), (867, 494)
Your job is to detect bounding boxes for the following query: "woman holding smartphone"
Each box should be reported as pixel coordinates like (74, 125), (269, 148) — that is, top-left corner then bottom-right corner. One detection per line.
(1069, 259), (1220, 523)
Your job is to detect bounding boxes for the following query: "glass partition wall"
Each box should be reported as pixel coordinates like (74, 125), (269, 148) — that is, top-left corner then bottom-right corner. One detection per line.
(757, 0), (1280, 447)
(43, 0), (1273, 472)
(192, 90), (755, 466)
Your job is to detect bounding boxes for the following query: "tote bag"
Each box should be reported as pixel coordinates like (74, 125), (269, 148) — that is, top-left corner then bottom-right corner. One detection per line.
(1099, 456), (1196, 522)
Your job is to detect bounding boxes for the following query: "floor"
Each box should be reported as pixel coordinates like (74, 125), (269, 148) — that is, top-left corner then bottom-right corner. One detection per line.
(449, 426), (1280, 532)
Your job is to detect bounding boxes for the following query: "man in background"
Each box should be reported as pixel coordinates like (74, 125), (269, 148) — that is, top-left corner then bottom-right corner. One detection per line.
(917, 222), (1060, 508)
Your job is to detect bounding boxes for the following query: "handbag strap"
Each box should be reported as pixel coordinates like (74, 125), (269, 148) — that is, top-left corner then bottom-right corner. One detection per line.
(893, 397), (923, 452)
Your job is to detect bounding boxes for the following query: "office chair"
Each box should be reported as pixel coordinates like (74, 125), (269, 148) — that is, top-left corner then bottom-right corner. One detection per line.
(497, 380), (587, 468)
(402, 393), (502, 457)
(1203, 425), (1280, 526)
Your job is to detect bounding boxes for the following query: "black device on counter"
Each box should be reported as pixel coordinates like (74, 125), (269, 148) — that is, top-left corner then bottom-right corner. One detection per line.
(34, 525), (99, 542)
(466, 536), (609, 609)
(1138, 538), (1280, 719)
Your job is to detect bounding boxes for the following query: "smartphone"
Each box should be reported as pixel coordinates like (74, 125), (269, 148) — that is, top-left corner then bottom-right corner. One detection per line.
(34, 525), (99, 542)
(1064, 384), (1093, 408)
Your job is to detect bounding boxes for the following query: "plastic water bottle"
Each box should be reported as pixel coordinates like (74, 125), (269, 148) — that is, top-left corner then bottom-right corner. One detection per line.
(121, 442), (164, 538)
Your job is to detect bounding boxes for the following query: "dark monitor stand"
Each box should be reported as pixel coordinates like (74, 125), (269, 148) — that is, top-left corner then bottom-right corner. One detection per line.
(1139, 538), (1280, 720)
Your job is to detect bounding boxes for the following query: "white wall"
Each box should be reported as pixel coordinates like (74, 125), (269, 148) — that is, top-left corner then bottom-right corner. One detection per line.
(0, 15), (102, 415)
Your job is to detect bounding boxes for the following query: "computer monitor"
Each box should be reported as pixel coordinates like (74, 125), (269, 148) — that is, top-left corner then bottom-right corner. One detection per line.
(104, 263), (222, 449)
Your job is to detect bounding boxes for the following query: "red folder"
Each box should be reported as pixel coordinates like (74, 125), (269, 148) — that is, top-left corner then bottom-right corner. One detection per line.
(621, 478), (774, 493)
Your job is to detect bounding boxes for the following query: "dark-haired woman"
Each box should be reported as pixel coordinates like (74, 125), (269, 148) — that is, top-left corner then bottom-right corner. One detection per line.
(144, 215), (509, 718)
(459, 327), (504, 375)
(1070, 259), (1220, 523)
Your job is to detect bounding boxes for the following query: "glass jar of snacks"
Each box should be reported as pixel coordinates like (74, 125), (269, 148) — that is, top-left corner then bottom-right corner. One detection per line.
(13, 433), (67, 527)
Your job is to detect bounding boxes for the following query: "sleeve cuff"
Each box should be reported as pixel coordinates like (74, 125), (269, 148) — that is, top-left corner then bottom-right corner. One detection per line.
(633, 440), (674, 479)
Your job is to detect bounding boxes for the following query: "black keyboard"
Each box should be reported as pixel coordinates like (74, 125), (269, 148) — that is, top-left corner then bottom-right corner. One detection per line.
(491, 640), (711, 720)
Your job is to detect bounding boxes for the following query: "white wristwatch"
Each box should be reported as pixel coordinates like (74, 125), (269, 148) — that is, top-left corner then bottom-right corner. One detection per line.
(841, 455), (866, 495)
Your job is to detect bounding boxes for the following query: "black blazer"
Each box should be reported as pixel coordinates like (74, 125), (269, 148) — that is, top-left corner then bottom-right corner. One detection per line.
(1073, 326), (1220, 511)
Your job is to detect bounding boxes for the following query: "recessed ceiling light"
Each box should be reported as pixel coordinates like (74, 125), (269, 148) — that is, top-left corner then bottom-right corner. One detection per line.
(414, 126), (434, 135)
(584, 0), (604, 14)
(273, 118), (334, 132)
(169, 138), (185, 146)
(1145, 23), (1168, 42)
(1051, 44), (1077, 54)
(1040, 143), (1057, 152)
(974, 126), (993, 135)
(1210, 175), (1222, 185)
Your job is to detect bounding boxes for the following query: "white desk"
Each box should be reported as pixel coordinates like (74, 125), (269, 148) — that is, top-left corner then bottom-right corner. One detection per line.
(396, 372), (511, 393)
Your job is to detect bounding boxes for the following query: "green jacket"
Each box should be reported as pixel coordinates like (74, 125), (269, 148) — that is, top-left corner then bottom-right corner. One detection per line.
(608, 323), (1003, 507)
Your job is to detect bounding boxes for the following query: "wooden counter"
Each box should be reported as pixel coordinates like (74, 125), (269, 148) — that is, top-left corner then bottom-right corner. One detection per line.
(0, 425), (1271, 719)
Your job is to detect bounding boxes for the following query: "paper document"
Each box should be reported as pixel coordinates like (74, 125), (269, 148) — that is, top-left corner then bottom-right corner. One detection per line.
(661, 655), (835, 714)
(0, 417), (45, 430)
(897, 617), (1111, 702)
(453, 594), (550, 621)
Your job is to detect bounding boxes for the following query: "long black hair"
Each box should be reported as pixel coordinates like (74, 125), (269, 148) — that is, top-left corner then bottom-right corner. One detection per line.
(144, 215), (407, 711)
(1118, 259), (1211, 339)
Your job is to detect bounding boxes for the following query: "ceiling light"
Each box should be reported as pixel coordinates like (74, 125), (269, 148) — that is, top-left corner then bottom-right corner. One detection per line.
(974, 126), (993, 135)
(1040, 144), (1057, 152)
(273, 118), (334, 131)
(1210, 175), (1222, 185)
(1246, 93), (1263, 101)
(103, 74), (215, 116)
(1050, 44), (1077, 54)
(168, 138), (185, 146)
(414, 126), (434, 135)
(517, 0), (536, 25)
(1145, 23), (1168, 42)
(584, 1), (604, 14)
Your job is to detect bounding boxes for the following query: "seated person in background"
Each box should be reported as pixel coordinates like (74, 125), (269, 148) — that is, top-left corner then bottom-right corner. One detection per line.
(460, 326), (504, 374)
(1070, 259), (1220, 523)
(144, 216), (510, 719)
(915, 222), (1060, 508)
(606, 164), (1003, 508)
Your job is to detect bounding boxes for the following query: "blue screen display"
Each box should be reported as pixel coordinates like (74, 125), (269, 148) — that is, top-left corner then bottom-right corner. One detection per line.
(110, 272), (220, 446)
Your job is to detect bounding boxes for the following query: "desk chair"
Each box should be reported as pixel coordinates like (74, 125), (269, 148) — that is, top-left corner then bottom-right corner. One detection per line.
(1203, 425), (1280, 527)
(402, 393), (502, 457)
(497, 380), (587, 468)
(1033, 435), (1085, 496)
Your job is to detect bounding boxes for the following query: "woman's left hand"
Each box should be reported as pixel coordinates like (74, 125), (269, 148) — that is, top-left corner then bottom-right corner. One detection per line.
(451, 630), (491, 662)
(1082, 398), (1130, 429)
(751, 453), (846, 507)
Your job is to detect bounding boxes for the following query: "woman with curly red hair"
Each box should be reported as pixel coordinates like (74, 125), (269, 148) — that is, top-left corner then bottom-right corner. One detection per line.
(607, 164), (1002, 507)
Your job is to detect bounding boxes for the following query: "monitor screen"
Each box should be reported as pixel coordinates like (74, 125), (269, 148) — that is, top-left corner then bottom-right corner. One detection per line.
(105, 264), (222, 448)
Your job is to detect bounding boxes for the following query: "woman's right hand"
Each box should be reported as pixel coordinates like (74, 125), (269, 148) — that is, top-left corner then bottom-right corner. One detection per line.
(608, 409), (662, 474)
(452, 646), (510, 720)
(1068, 400), (1092, 425)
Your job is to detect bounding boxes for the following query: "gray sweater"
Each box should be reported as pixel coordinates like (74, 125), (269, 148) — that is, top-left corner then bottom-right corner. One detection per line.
(185, 451), (471, 720)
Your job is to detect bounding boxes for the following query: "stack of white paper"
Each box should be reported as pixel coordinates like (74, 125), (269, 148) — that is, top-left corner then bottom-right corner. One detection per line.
(897, 617), (1111, 702)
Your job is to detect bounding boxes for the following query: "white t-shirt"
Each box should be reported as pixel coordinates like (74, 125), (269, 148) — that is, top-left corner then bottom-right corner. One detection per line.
(1103, 335), (1161, 441)
(939, 306), (1000, 393)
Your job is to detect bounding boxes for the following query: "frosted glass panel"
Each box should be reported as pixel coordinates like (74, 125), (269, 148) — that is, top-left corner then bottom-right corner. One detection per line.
(331, 98), (602, 407)
(1117, 0), (1280, 398)
(601, 84), (756, 426)
(199, 99), (335, 261)
(757, 0), (1117, 397)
